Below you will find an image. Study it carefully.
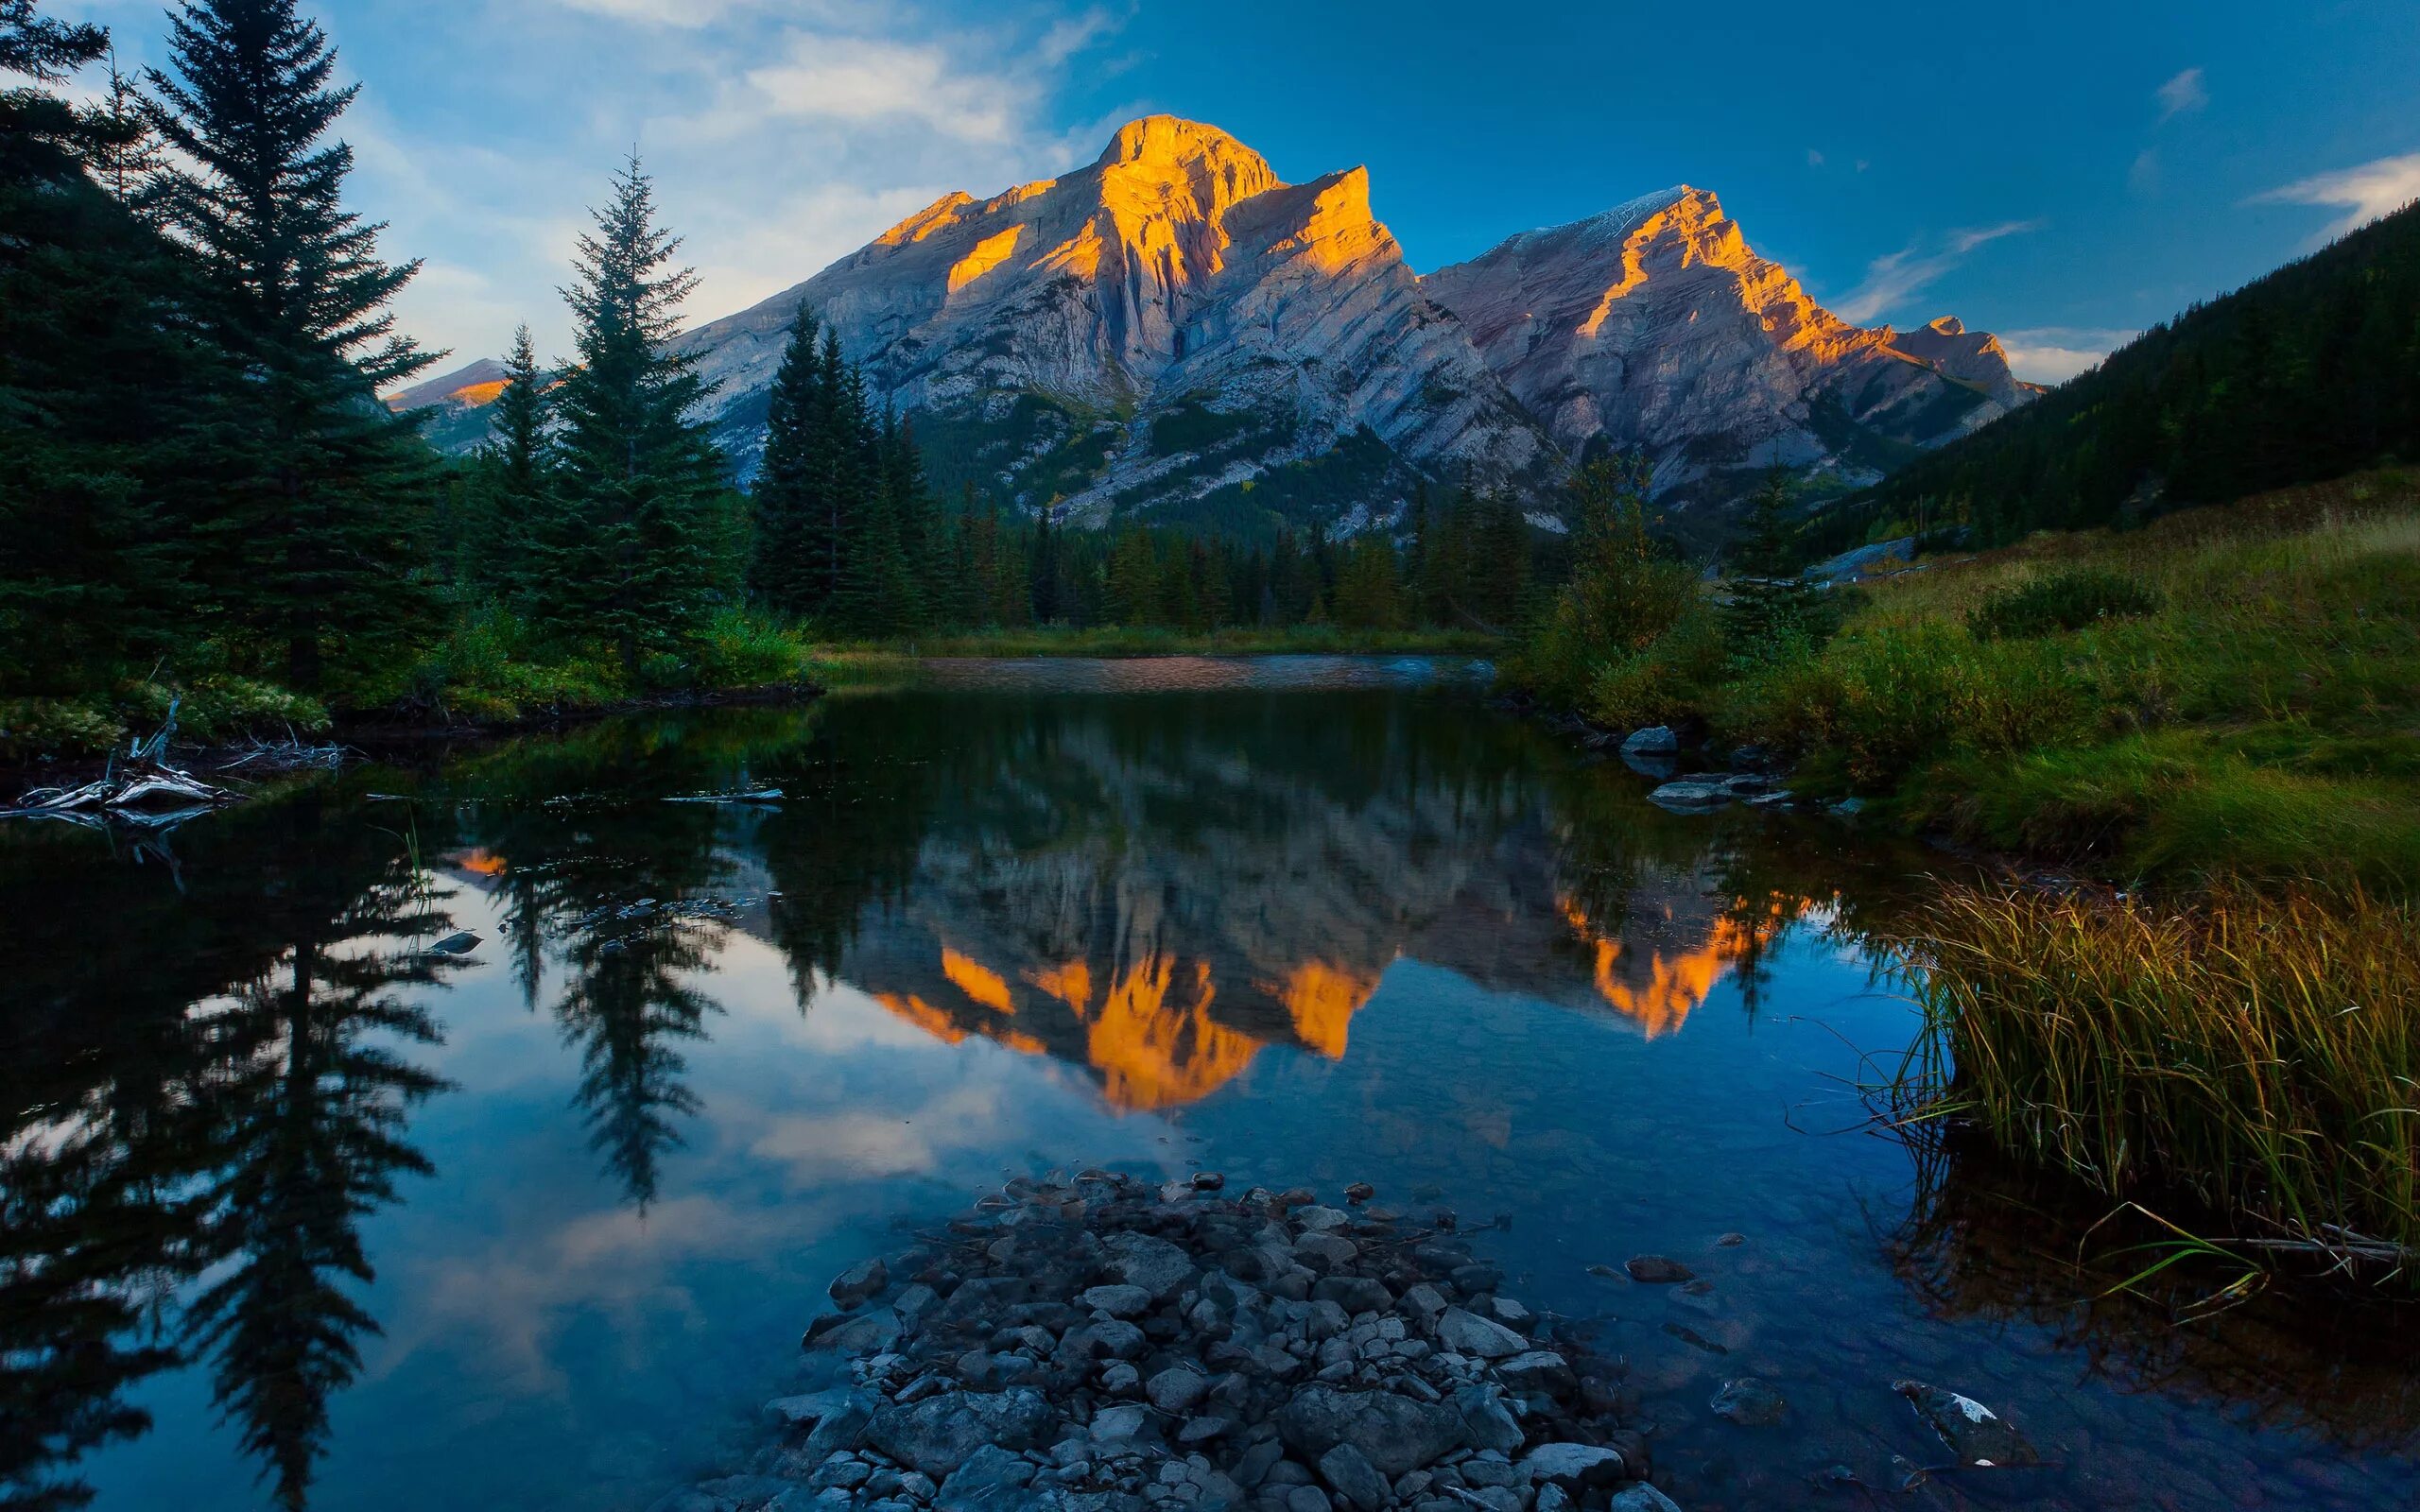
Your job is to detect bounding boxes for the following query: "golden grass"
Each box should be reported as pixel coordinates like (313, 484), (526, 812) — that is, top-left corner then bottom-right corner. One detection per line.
(1886, 883), (2420, 1263)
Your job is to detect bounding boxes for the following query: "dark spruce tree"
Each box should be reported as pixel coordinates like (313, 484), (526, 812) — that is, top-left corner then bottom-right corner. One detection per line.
(747, 305), (836, 619)
(470, 321), (550, 601)
(0, 0), (239, 694)
(144, 0), (441, 693)
(537, 154), (727, 681)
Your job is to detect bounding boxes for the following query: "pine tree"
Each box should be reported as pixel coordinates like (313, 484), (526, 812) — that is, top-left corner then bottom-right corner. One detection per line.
(1721, 470), (1830, 656)
(746, 304), (830, 619)
(0, 2), (236, 691)
(1334, 534), (1407, 630)
(145, 0), (441, 693)
(473, 322), (549, 600)
(538, 154), (726, 680)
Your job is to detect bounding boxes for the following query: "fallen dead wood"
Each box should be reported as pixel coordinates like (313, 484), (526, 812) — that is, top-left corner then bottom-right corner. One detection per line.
(4, 700), (242, 823)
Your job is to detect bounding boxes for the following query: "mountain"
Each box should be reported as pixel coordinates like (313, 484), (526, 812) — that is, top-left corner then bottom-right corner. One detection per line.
(1422, 188), (2037, 533)
(385, 355), (512, 454)
(1814, 198), (2420, 550)
(408, 116), (2039, 538)
(678, 115), (1557, 534)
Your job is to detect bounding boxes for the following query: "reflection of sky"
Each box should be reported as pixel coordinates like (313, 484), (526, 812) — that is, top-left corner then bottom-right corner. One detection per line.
(65, 698), (2419, 1512)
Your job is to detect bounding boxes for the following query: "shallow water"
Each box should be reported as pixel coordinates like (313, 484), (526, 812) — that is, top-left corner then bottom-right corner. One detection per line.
(3, 659), (2412, 1511)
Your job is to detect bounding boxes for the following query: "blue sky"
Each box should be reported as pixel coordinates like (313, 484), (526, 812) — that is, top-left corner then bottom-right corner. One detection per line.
(59, 0), (2420, 381)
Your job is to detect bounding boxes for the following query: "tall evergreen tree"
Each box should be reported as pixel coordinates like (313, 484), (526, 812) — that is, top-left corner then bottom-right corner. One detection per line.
(144, 0), (440, 692)
(474, 322), (549, 600)
(0, 2), (224, 691)
(537, 154), (726, 679)
(747, 304), (832, 619)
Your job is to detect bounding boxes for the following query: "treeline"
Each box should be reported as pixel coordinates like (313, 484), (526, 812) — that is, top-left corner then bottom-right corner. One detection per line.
(2, 0), (1550, 758)
(1816, 198), (2420, 552)
(733, 306), (1546, 639)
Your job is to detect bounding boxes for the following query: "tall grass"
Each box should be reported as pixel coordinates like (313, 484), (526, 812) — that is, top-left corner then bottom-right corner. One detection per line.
(1885, 884), (2420, 1264)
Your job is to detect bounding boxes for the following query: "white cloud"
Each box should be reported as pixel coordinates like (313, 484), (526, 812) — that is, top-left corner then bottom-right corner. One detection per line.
(1805, 147), (1824, 168)
(1997, 326), (2137, 385)
(2129, 146), (2160, 195)
(1833, 220), (2041, 324)
(2155, 66), (2207, 122)
(743, 34), (1024, 144)
(2254, 151), (2420, 243)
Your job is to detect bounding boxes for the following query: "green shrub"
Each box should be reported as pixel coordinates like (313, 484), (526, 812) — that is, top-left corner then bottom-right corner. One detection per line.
(693, 608), (814, 688)
(0, 697), (126, 763)
(1510, 557), (1701, 708)
(1968, 567), (2163, 640)
(1583, 607), (1729, 730)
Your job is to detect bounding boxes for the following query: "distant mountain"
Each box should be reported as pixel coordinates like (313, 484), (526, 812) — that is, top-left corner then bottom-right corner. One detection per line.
(385, 355), (511, 454)
(1817, 198), (2420, 549)
(1424, 189), (2036, 539)
(410, 116), (2038, 538)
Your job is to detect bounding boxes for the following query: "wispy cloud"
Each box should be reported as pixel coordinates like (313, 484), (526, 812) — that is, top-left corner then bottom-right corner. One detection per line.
(324, 1), (1131, 364)
(2128, 146), (2160, 196)
(2155, 66), (2207, 122)
(2254, 151), (2420, 243)
(1833, 220), (2041, 324)
(1997, 326), (2136, 385)
(1805, 147), (1824, 168)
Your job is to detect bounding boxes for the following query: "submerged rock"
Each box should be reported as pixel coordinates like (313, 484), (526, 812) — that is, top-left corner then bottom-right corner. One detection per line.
(1623, 1256), (1695, 1284)
(1893, 1380), (2042, 1468)
(1708, 1377), (1788, 1427)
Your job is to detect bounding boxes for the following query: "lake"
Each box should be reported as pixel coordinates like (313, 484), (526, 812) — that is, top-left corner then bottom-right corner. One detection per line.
(4, 658), (2412, 1511)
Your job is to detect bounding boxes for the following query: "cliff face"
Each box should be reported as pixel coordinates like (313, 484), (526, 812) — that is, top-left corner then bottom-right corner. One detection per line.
(677, 115), (1556, 532)
(1421, 189), (2037, 528)
(412, 116), (2038, 538)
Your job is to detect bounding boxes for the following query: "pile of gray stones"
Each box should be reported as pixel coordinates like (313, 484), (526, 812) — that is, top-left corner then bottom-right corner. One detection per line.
(652, 1170), (1687, 1512)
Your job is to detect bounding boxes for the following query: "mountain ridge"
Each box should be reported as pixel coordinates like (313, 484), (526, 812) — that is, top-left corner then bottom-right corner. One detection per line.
(405, 115), (2037, 540)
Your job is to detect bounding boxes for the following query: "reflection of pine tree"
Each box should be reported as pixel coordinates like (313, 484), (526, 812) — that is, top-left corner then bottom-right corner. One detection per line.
(186, 888), (449, 1509)
(0, 1123), (204, 1512)
(553, 919), (717, 1210)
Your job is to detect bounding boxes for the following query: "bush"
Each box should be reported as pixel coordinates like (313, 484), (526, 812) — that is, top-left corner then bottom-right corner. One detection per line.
(0, 697), (126, 763)
(1967, 567), (2163, 640)
(1583, 607), (1728, 730)
(1511, 557), (1701, 708)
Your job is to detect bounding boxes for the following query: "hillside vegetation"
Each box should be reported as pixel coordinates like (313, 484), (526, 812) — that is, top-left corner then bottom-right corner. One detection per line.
(1818, 200), (2420, 551)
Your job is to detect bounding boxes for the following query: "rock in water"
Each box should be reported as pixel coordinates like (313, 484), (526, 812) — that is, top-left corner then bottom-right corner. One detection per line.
(1517, 1443), (1628, 1492)
(1435, 1307), (1526, 1360)
(1708, 1377), (1788, 1427)
(829, 1256), (889, 1308)
(1624, 1256), (1695, 1284)
(1893, 1380), (2042, 1468)
(1606, 1486), (1686, 1512)
(1620, 726), (1680, 755)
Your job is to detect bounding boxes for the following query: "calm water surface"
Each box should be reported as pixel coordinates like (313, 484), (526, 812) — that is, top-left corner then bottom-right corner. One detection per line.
(5, 659), (2412, 1511)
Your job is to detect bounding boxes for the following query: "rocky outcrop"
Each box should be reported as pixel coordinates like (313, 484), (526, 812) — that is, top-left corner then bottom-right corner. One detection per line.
(1421, 189), (2037, 538)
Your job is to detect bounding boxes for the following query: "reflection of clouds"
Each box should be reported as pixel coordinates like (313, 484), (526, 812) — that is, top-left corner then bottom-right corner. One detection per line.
(748, 1082), (1012, 1183)
(370, 924), (1159, 1400)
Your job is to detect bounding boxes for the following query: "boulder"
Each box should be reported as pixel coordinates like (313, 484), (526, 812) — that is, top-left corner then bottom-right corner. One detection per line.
(1434, 1308), (1525, 1360)
(1646, 781), (1730, 812)
(1310, 1276), (1392, 1315)
(866, 1389), (1056, 1477)
(1105, 1232), (1196, 1300)
(805, 1308), (902, 1356)
(1147, 1366), (1210, 1414)
(1274, 1385), (1469, 1477)
(1517, 1444), (1627, 1493)
(1708, 1377), (1787, 1427)
(937, 1444), (1041, 1512)
(1607, 1488), (1684, 1512)
(1621, 727), (1679, 755)
(1495, 1350), (1575, 1397)
(1080, 1283), (1156, 1319)
(1623, 1256), (1694, 1284)
(830, 1257), (890, 1309)
(1892, 1381), (2041, 1468)
(1451, 1385), (1524, 1453)
(1317, 1444), (1390, 1512)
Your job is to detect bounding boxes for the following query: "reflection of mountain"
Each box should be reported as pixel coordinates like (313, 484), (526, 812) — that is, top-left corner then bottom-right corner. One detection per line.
(735, 690), (1805, 1108)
